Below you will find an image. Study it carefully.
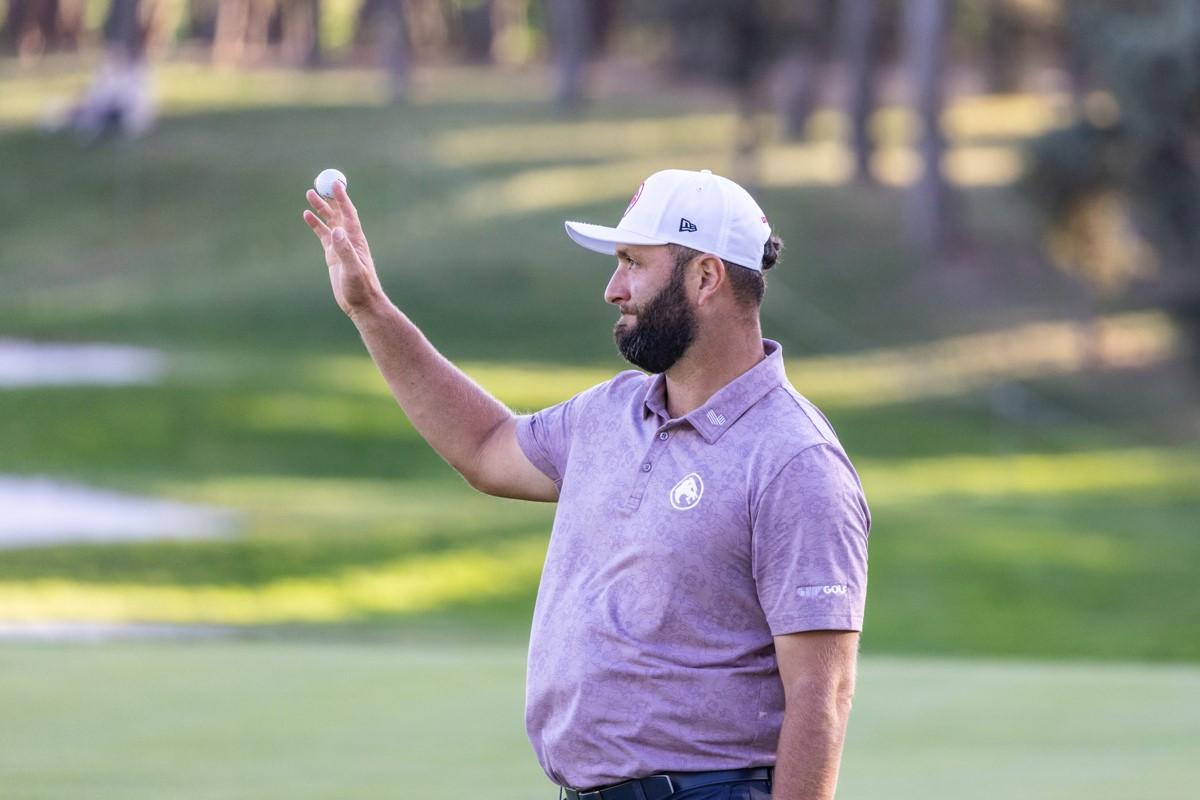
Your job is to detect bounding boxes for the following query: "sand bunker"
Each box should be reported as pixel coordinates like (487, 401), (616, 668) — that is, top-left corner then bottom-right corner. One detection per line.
(0, 476), (236, 548)
(0, 338), (166, 388)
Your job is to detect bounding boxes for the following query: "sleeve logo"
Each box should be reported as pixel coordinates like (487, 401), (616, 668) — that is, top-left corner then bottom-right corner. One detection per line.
(795, 584), (848, 598)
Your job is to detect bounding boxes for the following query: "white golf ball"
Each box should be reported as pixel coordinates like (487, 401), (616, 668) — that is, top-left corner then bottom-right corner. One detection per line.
(314, 168), (347, 199)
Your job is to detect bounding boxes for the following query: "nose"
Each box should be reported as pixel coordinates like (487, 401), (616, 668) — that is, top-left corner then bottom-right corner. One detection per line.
(604, 265), (629, 307)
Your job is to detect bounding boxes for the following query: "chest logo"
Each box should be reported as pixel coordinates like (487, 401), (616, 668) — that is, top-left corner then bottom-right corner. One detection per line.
(670, 472), (704, 511)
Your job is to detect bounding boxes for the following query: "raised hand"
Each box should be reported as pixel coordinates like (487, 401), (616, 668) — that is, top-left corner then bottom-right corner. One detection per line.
(303, 181), (387, 316)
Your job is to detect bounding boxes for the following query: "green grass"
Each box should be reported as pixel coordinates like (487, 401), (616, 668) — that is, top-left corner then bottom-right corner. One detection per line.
(1, 642), (1197, 800)
(1, 62), (1199, 663)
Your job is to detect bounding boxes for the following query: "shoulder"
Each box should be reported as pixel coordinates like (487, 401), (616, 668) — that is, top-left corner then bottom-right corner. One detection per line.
(573, 369), (649, 410)
(747, 381), (844, 453)
(529, 370), (648, 434)
(741, 384), (866, 508)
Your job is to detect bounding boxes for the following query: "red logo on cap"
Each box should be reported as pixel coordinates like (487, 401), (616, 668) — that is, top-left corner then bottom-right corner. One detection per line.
(625, 182), (645, 217)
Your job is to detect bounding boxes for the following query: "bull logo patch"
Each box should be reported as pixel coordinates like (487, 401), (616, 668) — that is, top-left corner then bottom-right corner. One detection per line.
(670, 472), (704, 511)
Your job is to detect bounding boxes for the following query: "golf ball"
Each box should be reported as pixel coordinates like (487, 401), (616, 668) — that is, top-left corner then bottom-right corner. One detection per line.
(314, 168), (347, 199)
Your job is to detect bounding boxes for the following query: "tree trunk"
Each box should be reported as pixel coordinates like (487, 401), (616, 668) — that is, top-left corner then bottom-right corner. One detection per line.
(903, 0), (957, 257)
(459, 0), (493, 63)
(380, 0), (409, 103)
(838, 0), (877, 181)
(1, 0), (29, 53)
(281, 0), (322, 67)
(982, 1), (1022, 93)
(103, 0), (143, 59)
(212, 0), (250, 64)
(549, 0), (588, 111)
(778, 1), (826, 140)
(728, 0), (770, 190)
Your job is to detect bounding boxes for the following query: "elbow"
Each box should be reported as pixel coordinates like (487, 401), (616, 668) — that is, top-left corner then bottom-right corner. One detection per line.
(784, 675), (856, 723)
(462, 468), (502, 497)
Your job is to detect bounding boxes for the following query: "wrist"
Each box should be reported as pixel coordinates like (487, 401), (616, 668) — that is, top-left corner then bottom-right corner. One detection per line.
(347, 294), (397, 327)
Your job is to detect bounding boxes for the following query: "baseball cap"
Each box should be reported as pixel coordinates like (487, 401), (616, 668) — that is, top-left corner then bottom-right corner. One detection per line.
(564, 169), (773, 271)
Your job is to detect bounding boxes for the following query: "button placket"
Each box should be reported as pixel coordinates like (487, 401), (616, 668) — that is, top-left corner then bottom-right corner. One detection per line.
(623, 426), (676, 511)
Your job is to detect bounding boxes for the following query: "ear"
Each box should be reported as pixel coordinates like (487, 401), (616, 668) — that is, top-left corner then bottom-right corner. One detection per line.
(693, 253), (727, 308)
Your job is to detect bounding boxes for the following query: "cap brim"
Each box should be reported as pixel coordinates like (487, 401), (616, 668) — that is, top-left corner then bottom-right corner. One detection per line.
(564, 221), (669, 256)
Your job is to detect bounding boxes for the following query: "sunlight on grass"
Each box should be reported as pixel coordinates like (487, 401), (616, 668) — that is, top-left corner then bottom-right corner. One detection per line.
(866, 92), (1075, 143)
(790, 311), (1177, 409)
(435, 93), (1071, 171)
(0, 534), (548, 623)
(433, 114), (737, 166)
(305, 354), (612, 411)
(154, 477), (553, 538)
(0, 63), (560, 131)
(861, 448), (1200, 505)
(233, 391), (420, 438)
(303, 312), (1175, 414)
(454, 144), (1028, 219)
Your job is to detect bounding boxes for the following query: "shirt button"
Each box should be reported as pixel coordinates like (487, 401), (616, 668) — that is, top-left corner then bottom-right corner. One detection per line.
(658, 432), (670, 441)
(641, 463), (652, 472)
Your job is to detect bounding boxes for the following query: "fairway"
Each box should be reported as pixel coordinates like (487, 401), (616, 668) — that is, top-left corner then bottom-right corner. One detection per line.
(3, 56), (1199, 800)
(1, 642), (1197, 800)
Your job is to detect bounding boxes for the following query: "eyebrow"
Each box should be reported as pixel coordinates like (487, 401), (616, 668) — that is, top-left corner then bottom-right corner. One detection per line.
(616, 248), (636, 261)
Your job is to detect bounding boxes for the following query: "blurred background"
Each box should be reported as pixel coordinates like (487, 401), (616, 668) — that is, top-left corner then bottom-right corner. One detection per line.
(1, 0), (1199, 798)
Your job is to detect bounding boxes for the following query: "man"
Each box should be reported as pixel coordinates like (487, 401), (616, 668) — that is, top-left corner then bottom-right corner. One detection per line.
(302, 168), (870, 800)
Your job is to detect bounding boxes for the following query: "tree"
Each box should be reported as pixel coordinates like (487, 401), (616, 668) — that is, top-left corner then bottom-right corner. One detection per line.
(548, 0), (589, 110)
(902, 0), (958, 256)
(837, 0), (879, 182)
(1026, 0), (1200, 367)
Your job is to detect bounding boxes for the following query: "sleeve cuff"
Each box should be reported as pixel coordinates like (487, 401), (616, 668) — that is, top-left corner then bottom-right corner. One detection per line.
(766, 614), (864, 636)
(515, 414), (563, 486)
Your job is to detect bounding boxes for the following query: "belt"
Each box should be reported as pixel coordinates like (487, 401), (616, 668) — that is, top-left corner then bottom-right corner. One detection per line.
(562, 767), (772, 800)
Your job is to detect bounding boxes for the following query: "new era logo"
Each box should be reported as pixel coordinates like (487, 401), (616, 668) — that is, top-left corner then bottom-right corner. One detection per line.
(679, 218), (698, 233)
(705, 409), (726, 426)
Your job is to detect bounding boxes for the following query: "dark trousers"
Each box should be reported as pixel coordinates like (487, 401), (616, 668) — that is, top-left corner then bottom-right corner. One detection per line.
(559, 779), (771, 800)
(668, 779), (771, 799)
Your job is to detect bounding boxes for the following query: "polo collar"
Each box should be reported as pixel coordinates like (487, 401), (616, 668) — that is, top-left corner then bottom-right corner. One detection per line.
(641, 339), (787, 443)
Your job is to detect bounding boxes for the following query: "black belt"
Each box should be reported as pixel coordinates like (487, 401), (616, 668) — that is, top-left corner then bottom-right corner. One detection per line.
(562, 767), (772, 800)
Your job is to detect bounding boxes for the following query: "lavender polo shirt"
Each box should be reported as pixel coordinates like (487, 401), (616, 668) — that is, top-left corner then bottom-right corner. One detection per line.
(515, 339), (871, 790)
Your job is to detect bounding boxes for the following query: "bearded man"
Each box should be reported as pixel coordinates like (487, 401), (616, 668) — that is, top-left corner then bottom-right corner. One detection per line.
(302, 168), (871, 800)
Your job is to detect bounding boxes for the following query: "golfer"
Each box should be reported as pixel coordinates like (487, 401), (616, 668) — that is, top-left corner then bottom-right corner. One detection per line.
(302, 168), (870, 800)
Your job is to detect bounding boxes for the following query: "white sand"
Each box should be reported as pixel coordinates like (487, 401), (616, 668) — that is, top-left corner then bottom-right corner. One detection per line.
(0, 621), (234, 642)
(0, 338), (166, 388)
(0, 475), (236, 548)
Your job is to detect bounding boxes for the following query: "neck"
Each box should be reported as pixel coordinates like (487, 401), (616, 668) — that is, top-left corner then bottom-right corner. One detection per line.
(662, 319), (765, 418)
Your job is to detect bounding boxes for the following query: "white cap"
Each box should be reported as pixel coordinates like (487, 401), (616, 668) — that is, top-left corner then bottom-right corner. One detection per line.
(564, 169), (772, 271)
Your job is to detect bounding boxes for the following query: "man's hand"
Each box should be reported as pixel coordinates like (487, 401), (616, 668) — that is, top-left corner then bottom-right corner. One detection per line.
(303, 182), (386, 316)
(297, 182), (557, 502)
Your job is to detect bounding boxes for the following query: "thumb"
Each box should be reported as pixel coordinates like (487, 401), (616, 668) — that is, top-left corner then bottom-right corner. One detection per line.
(331, 227), (361, 269)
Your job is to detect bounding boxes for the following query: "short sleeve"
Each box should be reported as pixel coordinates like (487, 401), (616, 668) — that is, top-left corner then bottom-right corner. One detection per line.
(752, 443), (871, 635)
(515, 390), (592, 488)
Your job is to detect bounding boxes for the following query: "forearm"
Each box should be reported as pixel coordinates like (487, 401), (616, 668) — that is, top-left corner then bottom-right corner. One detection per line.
(350, 298), (513, 483)
(771, 689), (853, 800)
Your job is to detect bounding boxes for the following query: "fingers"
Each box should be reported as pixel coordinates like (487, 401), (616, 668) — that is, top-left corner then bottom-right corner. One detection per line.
(306, 189), (338, 225)
(330, 226), (363, 271)
(331, 181), (365, 239)
(303, 209), (331, 241)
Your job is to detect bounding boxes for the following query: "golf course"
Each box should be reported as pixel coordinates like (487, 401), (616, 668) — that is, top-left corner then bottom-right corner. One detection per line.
(2, 61), (1198, 798)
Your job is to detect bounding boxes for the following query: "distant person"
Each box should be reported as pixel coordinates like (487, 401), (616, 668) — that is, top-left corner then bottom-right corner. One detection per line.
(302, 168), (871, 800)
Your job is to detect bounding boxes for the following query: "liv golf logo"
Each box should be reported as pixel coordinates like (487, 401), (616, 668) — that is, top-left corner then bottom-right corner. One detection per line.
(796, 584), (848, 598)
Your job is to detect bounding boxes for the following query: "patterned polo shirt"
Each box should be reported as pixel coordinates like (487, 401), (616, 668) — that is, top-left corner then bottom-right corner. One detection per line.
(515, 339), (871, 790)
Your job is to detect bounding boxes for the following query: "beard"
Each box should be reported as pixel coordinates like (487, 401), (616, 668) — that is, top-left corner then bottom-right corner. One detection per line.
(614, 263), (697, 374)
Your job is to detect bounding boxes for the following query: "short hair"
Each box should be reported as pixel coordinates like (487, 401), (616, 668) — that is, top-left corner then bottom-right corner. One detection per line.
(668, 234), (783, 308)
